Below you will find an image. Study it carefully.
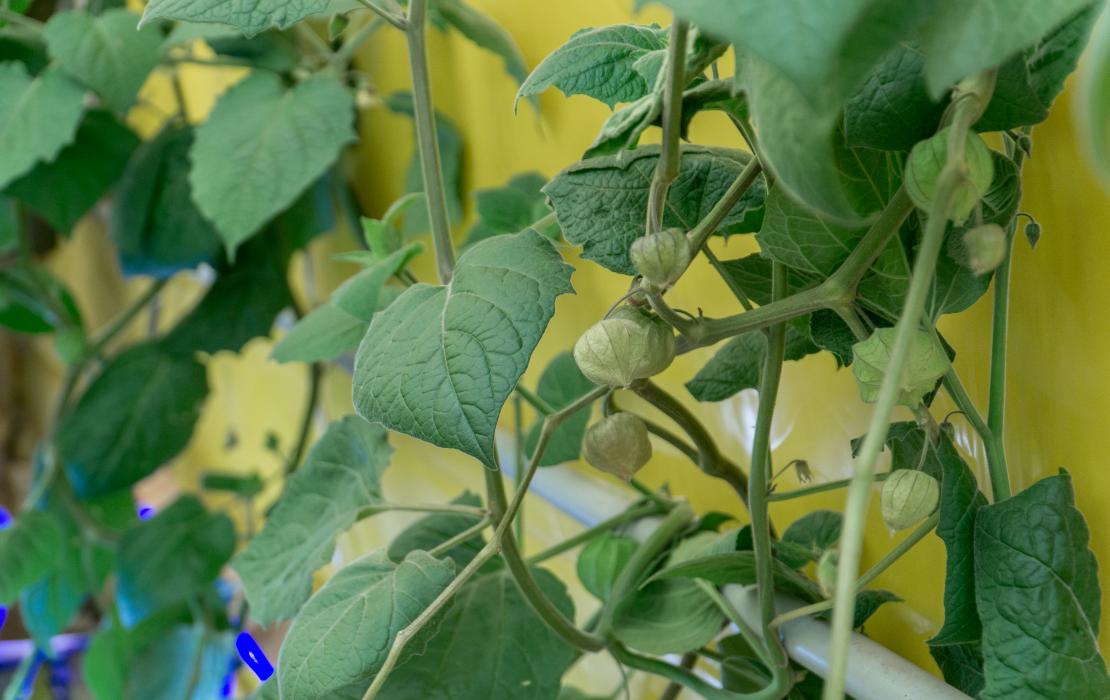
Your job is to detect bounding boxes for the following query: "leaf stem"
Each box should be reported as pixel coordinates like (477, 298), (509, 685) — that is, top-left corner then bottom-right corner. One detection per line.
(611, 642), (784, 700)
(822, 71), (995, 700)
(354, 0), (406, 30)
(427, 516), (491, 558)
(284, 360), (321, 475)
(646, 19), (688, 234)
(406, 0), (456, 284)
(88, 278), (168, 358)
(526, 500), (666, 565)
(766, 472), (891, 502)
(331, 16), (384, 68)
(686, 158), (762, 251)
(357, 502), (487, 518)
(704, 245), (755, 311)
(696, 579), (776, 670)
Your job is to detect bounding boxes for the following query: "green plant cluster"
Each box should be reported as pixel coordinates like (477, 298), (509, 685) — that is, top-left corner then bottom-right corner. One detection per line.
(1, 1), (1109, 699)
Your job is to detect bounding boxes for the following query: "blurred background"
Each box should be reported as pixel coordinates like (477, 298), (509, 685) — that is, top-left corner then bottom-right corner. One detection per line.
(2, 0), (1108, 696)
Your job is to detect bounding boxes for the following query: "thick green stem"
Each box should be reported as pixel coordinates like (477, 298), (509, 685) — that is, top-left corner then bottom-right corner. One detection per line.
(823, 72), (995, 700)
(611, 643), (786, 700)
(357, 502), (486, 518)
(646, 19), (688, 234)
(767, 472), (891, 502)
(405, 0), (456, 283)
(941, 367), (1010, 501)
(748, 261), (788, 668)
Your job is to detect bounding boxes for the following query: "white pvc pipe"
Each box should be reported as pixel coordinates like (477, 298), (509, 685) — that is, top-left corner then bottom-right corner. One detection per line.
(496, 437), (970, 700)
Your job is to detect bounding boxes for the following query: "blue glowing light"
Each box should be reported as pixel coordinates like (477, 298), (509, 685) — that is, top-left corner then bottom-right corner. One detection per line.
(235, 632), (274, 681)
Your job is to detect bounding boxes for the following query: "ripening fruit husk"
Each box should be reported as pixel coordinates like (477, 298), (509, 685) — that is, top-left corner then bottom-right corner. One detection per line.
(881, 470), (940, 530)
(581, 412), (652, 481)
(905, 127), (994, 222)
(573, 307), (675, 387)
(630, 228), (692, 289)
(961, 222), (1007, 275)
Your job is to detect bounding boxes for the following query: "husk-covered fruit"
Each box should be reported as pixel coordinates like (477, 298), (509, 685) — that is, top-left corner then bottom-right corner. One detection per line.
(905, 127), (994, 222)
(630, 228), (692, 289)
(962, 223), (1007, 274)
(573, 307), (675, 387)
(881, 470), (940, 531)
(851, 328), (948, 408)
(581, 412), (652, 481)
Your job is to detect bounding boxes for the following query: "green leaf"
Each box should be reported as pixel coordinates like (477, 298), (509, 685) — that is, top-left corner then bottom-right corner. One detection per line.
(360, 193), (425, 258)
(0, 196), (16, 254)
(204, 30), (301, 74)
(126, 626), (234, 700)
(434, 0), (528, 86)
(852, 327), (948, 407)
(233, 417), (391, 625)
(0, 63), (86, 189)
(387, 491), (491, 571)
(190, 73), (355, 254)
(777, 510), (842, 569)
(0, 510), (65, 604)
(920, 0), (1095, 97)
(851, 421), (951, 481)
(277, 550), (456, 699)
(112, 123), (222, 278)
(583, 91), (661, 160)
(517, 24), (668, 109)
(43, 9), (161, 113)
(524, 351), (597, 466)
(142, 0), (330, 36)
(650, 551), (822, 602)
(4, 109), (138, 234)
(852, 589), (901, 628)
(59, 342), (208, 497)
(576, 533), (637, 600)
(331, 243), (423, 321)
(352, 229), (573, 469)
(270, 300), (374, 364)
(161, 235), (293, 356)
(463, 172), (549, 248)
(0, 261), (83, 334)
(378, 567), (578, 699)
(716, 254), (818, 306)
(974, 473), (1110, 699)
(545, 145), (766, 275)
(930, 643), (986, 698)
(115, 495), (235, 627)
(1078, 8), (1110, 188)
(685, 320), (817, 402)
(844, 44), (945, 151)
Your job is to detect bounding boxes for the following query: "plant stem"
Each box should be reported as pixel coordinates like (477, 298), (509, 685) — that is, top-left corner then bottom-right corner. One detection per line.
(357, 502), (486, 518)
(513, 393), (525, 543)
(822, 72), (995, 700)
(611, 643), (785, 700)
(687, 158), (762, 251)
(526, 500), (665, 564)
(748, 261), (788, 668)
(427, 516), (491, 559)
(696, 579), (775, 669)
(646, 19), (688, 234)
(405, 0), (456, 283)
(331, 16), (384, 68)
(515, 384), (556, 416)
(284, 361), (321, 475)
(632, 379), (749, 504)
(767, 472), (891, 502)
(704, 245), (754, 311)
(941, 366), (1009, 501)
(354, 0), (406, 30)
(88, 278), (168, 357)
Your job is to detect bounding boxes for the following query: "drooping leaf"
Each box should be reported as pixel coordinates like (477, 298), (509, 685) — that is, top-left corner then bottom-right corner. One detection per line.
(387, 491), (491, 571)
(434, 0), (529, 86)
(142, 0), (331, 36)
(545, 145), (766, 275)
(353, 229), (573, 469)
(112, 123), (222, 278)
(43, 9), (161, 113)
(776, 510), (842, 569)
(0, 510), (65, 604)
(58, 342), (208, 498)
(852, 589), (902, 628)
(190, 73), (355, 254)
(233, 417), (391, 625)
(277, 550), (456, 699)
(115, 496), (235, 627)
(378, 567), (578, 699)
(0, 63), (86, 189)
(685, 320), (817, 402)
(523, 351), (597, 466)
(974, 473), (1110, 699)
(517, 24), (668, 109)
(576, 533), (637, 600)
(583, 90), (662, 160)
(4, 109), (138, 234)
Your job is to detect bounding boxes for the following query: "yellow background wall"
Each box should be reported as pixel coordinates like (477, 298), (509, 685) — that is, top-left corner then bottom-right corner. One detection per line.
(26, 0), (1110, 695)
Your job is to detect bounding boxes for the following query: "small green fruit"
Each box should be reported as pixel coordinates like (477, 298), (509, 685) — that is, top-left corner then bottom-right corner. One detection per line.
(573, 307), (675, 387)
(852, 328), (948, 407)
(961, 223), (1007, 274)
(630, 228), (692, 289)
(816, 549), (838, 598)
(905, 127), (994, 222)
(881, 470), (940, 531)
(582, 413), (652, 481)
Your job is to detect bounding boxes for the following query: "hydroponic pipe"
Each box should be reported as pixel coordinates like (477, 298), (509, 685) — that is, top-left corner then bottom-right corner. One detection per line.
(497, 443), (971, 700)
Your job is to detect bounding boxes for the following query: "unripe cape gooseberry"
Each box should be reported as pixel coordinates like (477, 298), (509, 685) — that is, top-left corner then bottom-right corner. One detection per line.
(905, 127), (994, 223)
(881, 470), (940, 531)
(573, 307), (675, 387)
(961, 223), (1007, 275)
(581, 412), (652, 481)
(816, 549), (838, 598)
(630, 228), (692, 289)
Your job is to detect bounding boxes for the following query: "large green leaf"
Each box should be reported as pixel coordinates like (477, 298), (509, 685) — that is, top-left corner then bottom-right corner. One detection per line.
(271, 300), (372, 364)
(517, 24), (667, 108)
(126, 626), (234, 700)
(112, 123), (222, 278)
(650, 551), (822, 602)
(576, 533), (637, 600)
(777, 510), (842, 569)
(544, 145), (766, 274)
(920, 0), (1095, 97)
(0, 262), (82, 334)
(0, 63), (86, 189)
(190, 73), (355, 254)
(4, 109), (138, 234)
(115, 495), (235, 627)
(523, 351), (597, 466)
(233, 417), (392, 625)
(378, 567), (577, 699)
(685, 320), (817, 402)
(434, 0), (529, 86)
(844, 44), (945, 152)
(463, 172), (549, 249)
(387, 491), (491, 571)
(142, 0), (330, 36)
(277, 550), (456, 699)
(0, 510), (65, 604)
(58, 342), (209, 498)
(974, 473), (1110, 699)
(43, 9), (161, 113)
(1078, 7), (1110, 187)
(352, 229), (573, 469)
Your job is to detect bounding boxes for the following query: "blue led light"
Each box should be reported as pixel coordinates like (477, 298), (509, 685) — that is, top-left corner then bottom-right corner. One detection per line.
(235, 631), (274, 682)
(0, 506), (12, 529)
(137, 503), (155, 520)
